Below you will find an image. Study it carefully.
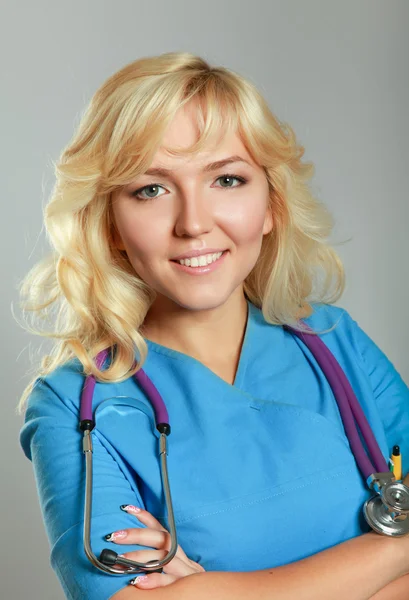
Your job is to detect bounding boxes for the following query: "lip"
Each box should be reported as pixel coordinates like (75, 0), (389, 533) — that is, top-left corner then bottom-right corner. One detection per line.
(170, 248), (227, 261)
(170, 250), (228, 275)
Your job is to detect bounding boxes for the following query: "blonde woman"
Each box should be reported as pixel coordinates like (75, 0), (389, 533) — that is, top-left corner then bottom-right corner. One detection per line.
(18, 52), (409, 600)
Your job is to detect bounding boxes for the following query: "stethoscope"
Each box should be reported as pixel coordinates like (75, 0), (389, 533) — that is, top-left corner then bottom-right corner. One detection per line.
(79, 320), (409, 577)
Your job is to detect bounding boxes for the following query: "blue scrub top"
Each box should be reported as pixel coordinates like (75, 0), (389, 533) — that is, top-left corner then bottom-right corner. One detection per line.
(20, 300), (409, 600)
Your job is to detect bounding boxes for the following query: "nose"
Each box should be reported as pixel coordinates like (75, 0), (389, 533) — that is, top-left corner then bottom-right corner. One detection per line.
(173, 190), (214, 238)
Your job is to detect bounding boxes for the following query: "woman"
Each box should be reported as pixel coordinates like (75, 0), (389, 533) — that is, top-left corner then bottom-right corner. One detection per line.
(18, 52), (409, 599)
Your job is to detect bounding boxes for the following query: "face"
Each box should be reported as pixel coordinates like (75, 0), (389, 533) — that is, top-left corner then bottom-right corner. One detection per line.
(111, 102), (273, 313)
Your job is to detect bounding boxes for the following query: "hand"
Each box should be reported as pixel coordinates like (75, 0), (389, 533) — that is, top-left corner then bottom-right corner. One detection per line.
(106, 505), (205, 590)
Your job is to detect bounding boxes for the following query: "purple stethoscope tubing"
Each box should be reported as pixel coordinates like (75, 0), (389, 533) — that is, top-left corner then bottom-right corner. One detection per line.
(80, 321), (388, 484)
(283, 322), (389, 480)
(80, 347), (170, 426)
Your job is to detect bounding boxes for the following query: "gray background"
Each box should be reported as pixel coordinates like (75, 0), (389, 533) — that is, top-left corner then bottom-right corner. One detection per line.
(2, 1), (408, 598)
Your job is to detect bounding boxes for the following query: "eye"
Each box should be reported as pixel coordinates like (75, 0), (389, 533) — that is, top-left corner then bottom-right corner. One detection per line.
(130, 173), (248, 202)
(214, 174), (248, 188)
(131, 184), (166, 201)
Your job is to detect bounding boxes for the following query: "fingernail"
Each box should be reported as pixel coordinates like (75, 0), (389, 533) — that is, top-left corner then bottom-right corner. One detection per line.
(129, 575), (149, 585)
(105, 530), (127, 541)
(120, 504), (141, 514)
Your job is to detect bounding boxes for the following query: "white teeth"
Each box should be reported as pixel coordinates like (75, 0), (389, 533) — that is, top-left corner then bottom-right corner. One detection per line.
(178, 251), (223, 267)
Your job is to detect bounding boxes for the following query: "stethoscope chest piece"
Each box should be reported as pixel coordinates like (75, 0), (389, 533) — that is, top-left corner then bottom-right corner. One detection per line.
(364, 482), (409, 537)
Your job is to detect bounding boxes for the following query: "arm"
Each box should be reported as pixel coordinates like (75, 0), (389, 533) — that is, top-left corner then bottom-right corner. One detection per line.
(345, 310), (409, 478)
(19, 377), (168, 600)
(369, 574), (409, 600)
(342, 311), (409, 600)
(368, 474), (409, 599)
(111, 530), (409, 600)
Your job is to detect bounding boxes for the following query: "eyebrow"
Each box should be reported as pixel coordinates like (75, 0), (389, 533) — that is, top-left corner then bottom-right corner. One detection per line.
(142, 155), (252, 177)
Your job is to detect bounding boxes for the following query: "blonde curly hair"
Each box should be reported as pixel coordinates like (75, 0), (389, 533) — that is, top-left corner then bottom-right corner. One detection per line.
(15, 51), (346, 415)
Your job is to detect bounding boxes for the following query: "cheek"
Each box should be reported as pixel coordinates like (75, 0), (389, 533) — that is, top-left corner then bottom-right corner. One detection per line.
(119, 213), (165, 257)
(224, 205), (268, 243)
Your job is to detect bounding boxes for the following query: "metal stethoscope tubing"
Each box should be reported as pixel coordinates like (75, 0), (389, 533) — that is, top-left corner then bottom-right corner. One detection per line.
(82, 422), (178, 575)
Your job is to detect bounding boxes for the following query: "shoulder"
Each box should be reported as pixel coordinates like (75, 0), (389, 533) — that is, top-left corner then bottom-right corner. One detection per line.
(22, 349), (127, 427)
(20, 358), (85, 461)
(303, 302), (409, 396)
(301, 301), (353, 334)
(298, 302), (369, 365)
(24, 357), (86, 420)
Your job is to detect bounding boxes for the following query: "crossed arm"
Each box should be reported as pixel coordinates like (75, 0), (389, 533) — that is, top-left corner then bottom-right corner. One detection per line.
(110, 474), (409, 599)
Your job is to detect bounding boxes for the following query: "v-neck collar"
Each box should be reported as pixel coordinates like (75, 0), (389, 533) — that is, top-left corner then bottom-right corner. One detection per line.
(142, 298), (254, 389)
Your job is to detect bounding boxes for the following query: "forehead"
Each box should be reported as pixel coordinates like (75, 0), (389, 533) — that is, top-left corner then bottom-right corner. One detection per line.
(149, 104), (255, 171)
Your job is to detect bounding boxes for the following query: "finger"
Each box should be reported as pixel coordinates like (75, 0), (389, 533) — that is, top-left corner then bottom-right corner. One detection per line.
(189, 559), (206, 573)
(121, 506), (167, 532)
(403, 472), (409, 486)
(120, 506), (192, 563)
(107, 527), (191, 564)
(118, 548), (168, 565)
(120, 549), (194, 577)
(107, 527), (169, 548)
(129, 572), (178, 589)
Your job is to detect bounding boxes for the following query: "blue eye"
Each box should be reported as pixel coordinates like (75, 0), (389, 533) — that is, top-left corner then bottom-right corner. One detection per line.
(130, 173), (248, 202)
(216, 174), (247, 188)
(132, 184), (166, 201)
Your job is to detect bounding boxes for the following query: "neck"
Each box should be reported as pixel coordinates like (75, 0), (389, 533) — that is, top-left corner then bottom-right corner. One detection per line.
(140, 291), (249, 364)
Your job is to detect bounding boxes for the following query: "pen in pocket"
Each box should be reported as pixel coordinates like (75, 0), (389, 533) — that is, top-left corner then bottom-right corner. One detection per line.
(389, 445), (402, 480)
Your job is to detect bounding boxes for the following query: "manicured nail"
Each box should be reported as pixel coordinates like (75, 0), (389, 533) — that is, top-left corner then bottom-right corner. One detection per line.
(105, 530), (127, 541)
(120, 504), (141, 514)
(129, 575), (149, 585)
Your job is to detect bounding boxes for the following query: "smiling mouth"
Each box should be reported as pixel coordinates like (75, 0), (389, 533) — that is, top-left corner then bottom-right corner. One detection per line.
(170, 250), (227, 266)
